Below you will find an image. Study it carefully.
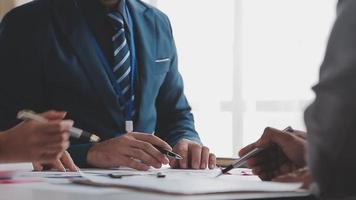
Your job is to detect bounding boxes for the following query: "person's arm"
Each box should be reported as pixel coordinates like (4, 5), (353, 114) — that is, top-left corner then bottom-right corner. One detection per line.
(0, 6), (46, 131)
(304, 0), (356, 198)
(0, 10), (77, 172)
(154, 46), (201, 146)
(154, 15), (215, 169)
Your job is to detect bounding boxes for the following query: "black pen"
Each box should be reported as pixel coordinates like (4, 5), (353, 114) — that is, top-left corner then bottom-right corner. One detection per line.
(153, 145), (182, 160)
(124, 121), (182, 160)
(216, 126), (294, 177)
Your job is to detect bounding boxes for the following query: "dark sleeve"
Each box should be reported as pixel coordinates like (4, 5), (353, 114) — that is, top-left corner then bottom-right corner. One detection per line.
(154, 16), (201, 146)
(0, 9), (47, 131)
(67, 144), (93, 167)
(0, 8), (96, 168)
(304, 0), (356, 198)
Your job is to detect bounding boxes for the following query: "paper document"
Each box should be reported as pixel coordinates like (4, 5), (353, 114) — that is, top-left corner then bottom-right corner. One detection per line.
(75, 168), (302, 195)
(14, 167), (303, 195)
(18, 171), (82, 179)
(80, 167), (222, 178)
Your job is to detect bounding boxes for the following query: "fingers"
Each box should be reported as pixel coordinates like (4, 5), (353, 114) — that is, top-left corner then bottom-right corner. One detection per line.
(119, 156), (150, 171)
(272, 173), (301, 183)
(190, 144), (202, 169)
(41, 133), (70, 146)
(252, 147), (284, 166)
(130, 140), (169, 166)
(278, 162), (294, 175)
(208, 153), (216, 169)
(126, 148), (162, 169)
(37, 151), (59, 163)
(253, 161), (294, 181)
(41, 120), (74, 134)
(40, 110), (67, 121)
(36, 159), (67, 172)
(239, 127), (297, 173)
(35, 120), (72, 150)
(169, 157), (178, 169)
(131, 133), (172, 151)
(172, 140), (216, 170)
(200, 146), (210, 169)
(174, 141), (189, 169)
(256, 127), (292, 148)
(32, 162), (44, 171)
(255, 127), (279, 147)
(272, 167), (313, 189)
(49, 159), (66, 172)
(239, 143), (256, 157)
(60, 151), (78, 172)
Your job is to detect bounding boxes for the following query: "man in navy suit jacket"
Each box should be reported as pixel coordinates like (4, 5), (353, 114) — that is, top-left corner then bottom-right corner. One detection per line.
(0, 0), (216, 169)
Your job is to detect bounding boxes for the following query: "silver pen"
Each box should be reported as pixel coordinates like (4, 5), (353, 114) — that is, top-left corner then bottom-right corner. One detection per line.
(17, 110), (101, 143)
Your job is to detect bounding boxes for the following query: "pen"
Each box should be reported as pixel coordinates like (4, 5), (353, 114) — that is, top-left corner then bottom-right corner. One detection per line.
(17, 110), (101, 143)
(153, 145), (183, 160)
(216, 126), (294, 177)
(125, 120), (183, 160)
(109, 172), (166, 179)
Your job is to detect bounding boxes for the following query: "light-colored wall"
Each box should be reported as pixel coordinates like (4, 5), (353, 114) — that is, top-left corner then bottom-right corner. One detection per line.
(0, 0), (32, 20)
(0, 0), (15, 20)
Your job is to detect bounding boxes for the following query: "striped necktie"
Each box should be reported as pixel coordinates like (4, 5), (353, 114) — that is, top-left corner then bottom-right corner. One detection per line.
(108, 11), (135, 118)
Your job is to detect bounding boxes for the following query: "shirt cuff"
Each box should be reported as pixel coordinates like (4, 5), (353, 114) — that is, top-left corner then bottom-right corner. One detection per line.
(67, 143), (93, 168)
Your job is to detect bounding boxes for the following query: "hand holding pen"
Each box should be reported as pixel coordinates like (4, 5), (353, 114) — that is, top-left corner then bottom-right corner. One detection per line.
(17, 110), (101, 143)
(125, 121), (182, 160)
(86, 121), (175, 171)
(0, 111), (73, 164)
(236, 127), (307, 180)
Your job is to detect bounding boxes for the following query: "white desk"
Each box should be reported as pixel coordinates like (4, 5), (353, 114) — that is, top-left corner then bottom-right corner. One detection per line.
(0, 182), (310, 200)
(0, 164), (311, 200)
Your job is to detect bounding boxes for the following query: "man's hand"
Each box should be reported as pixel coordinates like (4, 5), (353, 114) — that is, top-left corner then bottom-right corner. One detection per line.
(273, 167), (313, 189)
(239, 127), (307, 180)
(87, 132), (172, 170)
(0, 111), (73, 163)
(33, 151), (78, 172)
(169, 139), (216, 169)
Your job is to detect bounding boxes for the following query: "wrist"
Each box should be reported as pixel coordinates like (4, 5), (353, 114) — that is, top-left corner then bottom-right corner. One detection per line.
(87, 144), (100, 167)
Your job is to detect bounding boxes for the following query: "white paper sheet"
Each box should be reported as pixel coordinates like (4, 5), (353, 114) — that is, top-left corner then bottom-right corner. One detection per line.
(14, 167), (302, 195)
(17, 171), (82, 178)
(79, 170), (302, 195)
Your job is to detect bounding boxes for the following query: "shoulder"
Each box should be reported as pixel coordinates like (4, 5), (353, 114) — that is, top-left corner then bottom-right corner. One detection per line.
(134, 1), (173, 30)
(140, 1), (169, 19)
(337, 0), (356, 19)
(1, 0), (51, 34)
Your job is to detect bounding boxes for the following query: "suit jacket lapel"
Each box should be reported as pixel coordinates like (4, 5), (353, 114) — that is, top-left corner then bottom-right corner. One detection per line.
(127, 0), (157, 129)
(50, 0), (124, 128)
